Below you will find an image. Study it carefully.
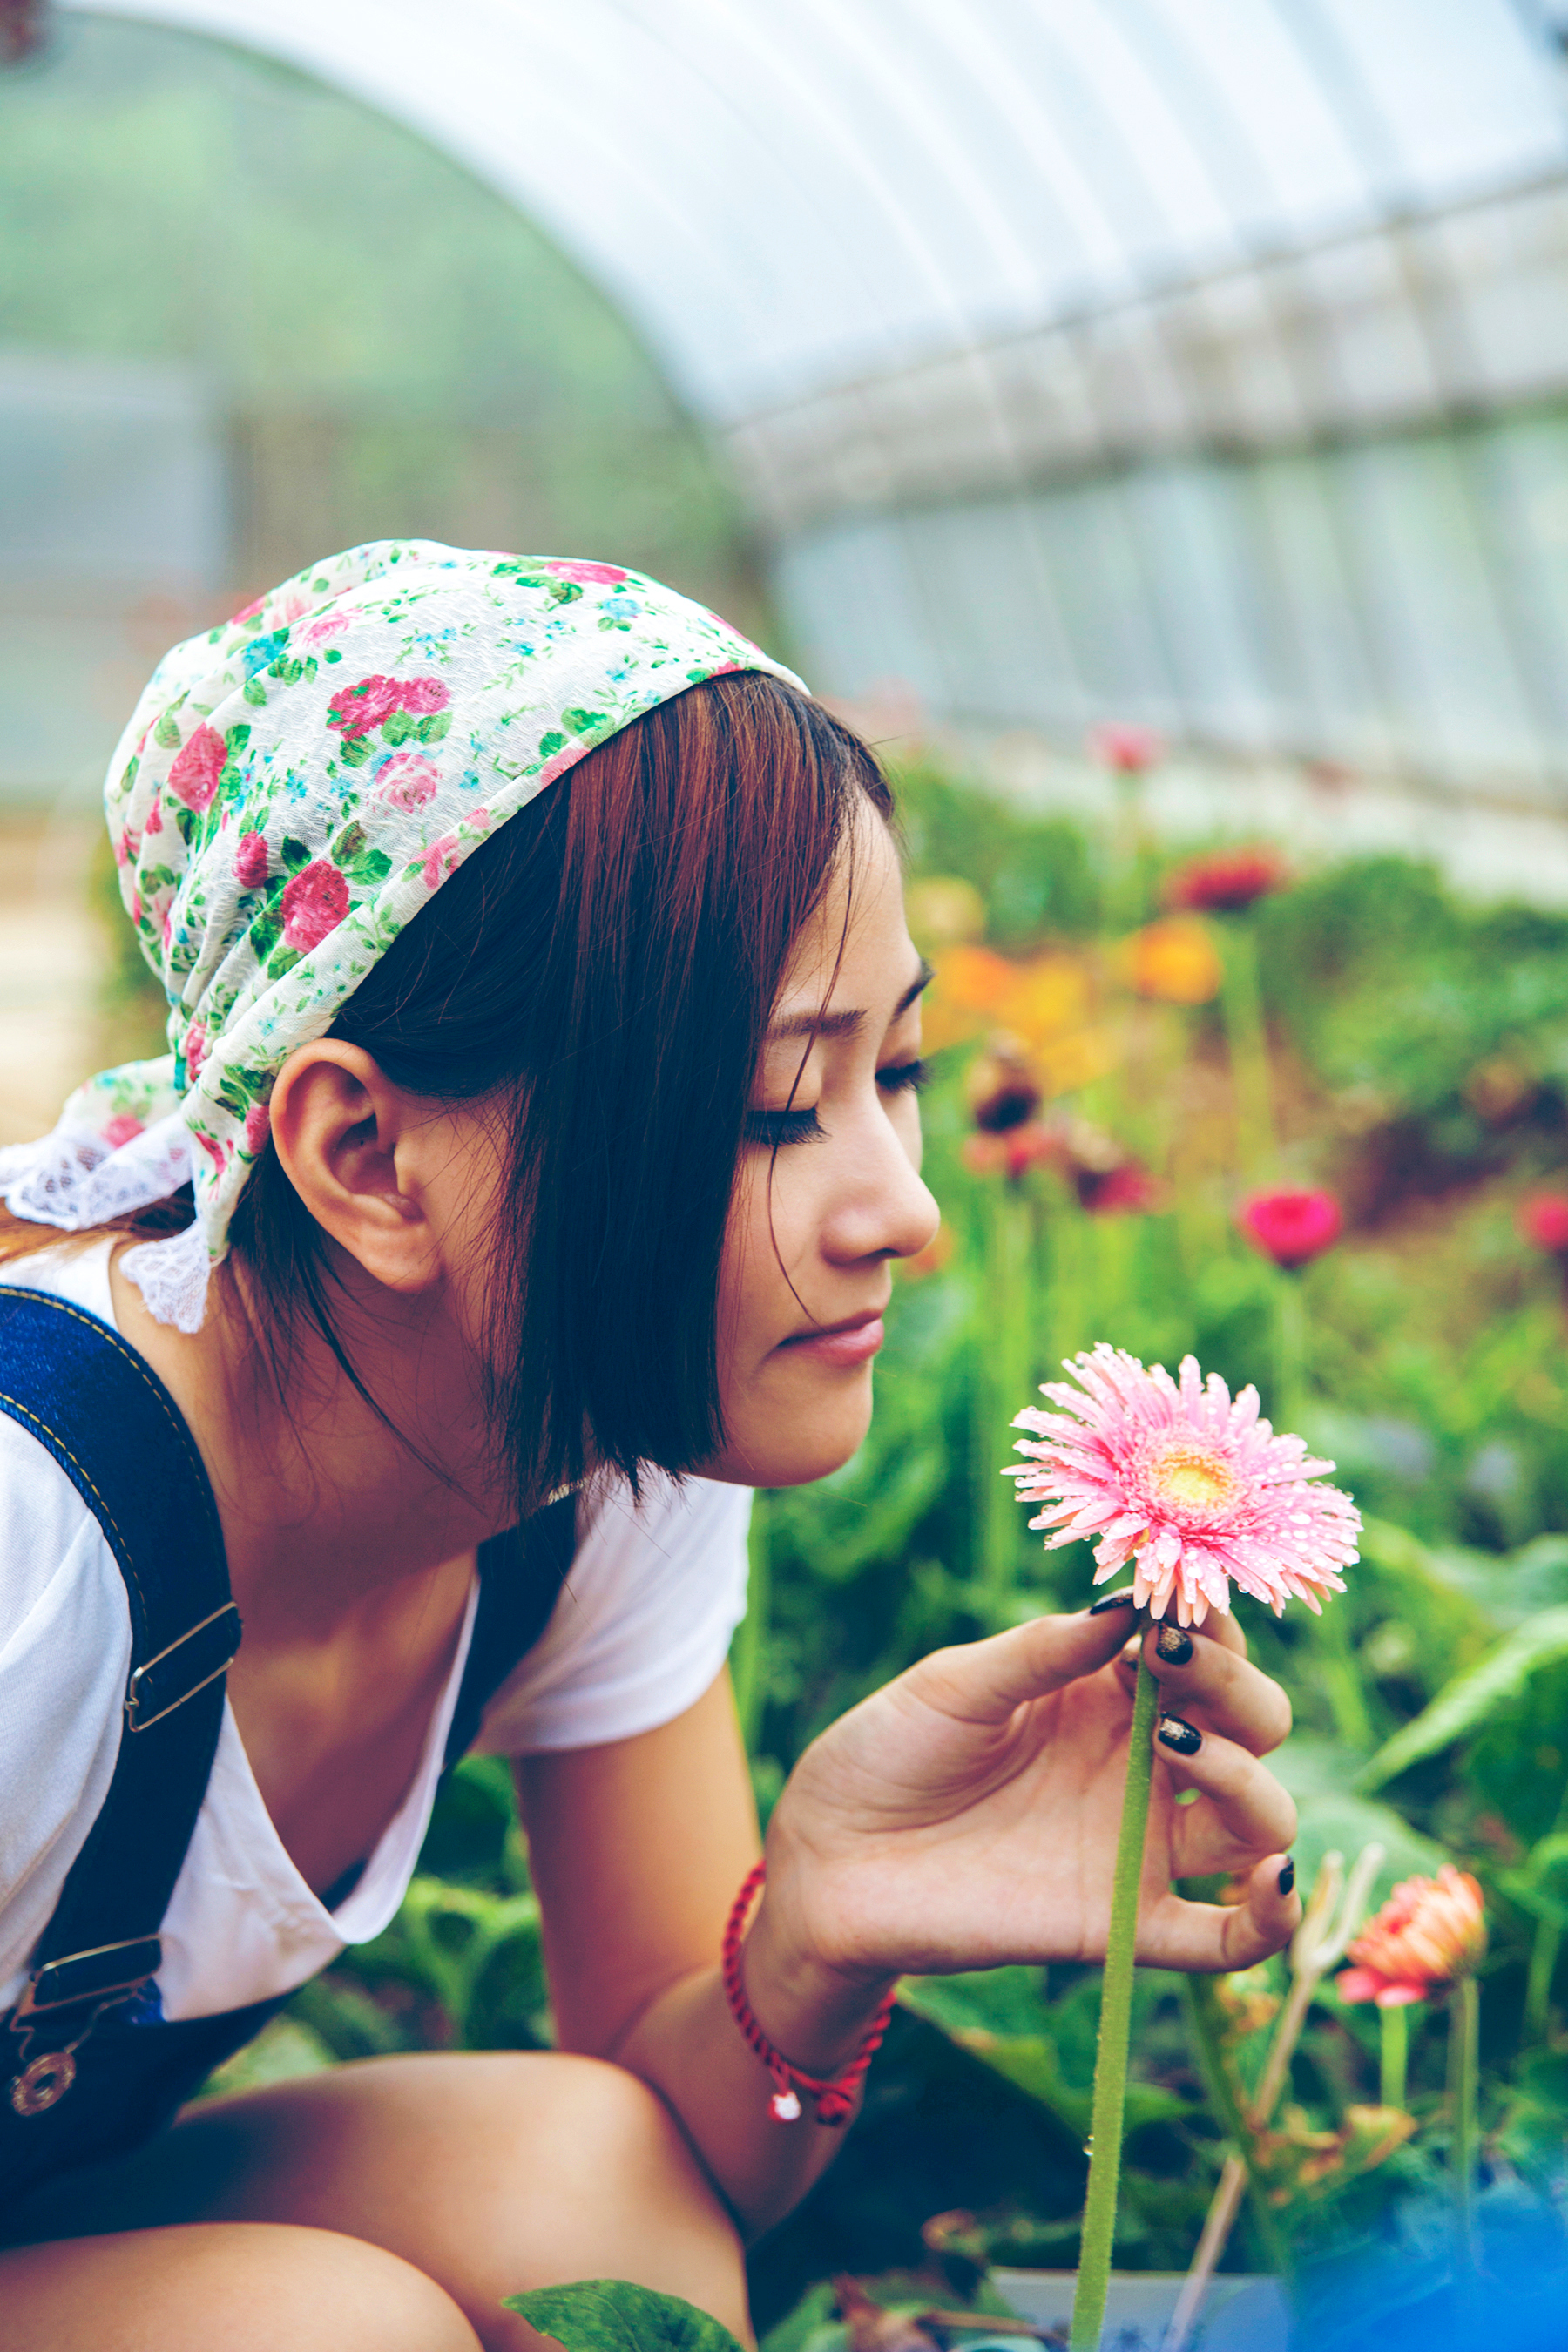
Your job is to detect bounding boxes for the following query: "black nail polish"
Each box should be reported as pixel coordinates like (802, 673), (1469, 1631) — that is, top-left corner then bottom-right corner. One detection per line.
(1157, 1714), (1202, 1756)
(1278, 1859), (1296, 1897)
(1155, 1623), (1193, 1665)
(1091, 1588), (1139, 1615)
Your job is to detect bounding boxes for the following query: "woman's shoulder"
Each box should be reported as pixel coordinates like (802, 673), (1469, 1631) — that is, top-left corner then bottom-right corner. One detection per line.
(474, 1470), (754, 1757)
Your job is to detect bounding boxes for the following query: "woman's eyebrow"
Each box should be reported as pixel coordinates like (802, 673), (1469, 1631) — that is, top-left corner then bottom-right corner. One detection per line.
(768, 959), (935, 1043)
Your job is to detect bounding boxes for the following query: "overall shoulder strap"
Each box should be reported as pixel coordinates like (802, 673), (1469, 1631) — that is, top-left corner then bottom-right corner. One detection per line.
(443, 1491), (577, 1767)
(0, 1287), (239, 2023)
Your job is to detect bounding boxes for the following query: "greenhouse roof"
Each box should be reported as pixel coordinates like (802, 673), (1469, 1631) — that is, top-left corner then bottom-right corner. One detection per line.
(69, 0), (1568, 424)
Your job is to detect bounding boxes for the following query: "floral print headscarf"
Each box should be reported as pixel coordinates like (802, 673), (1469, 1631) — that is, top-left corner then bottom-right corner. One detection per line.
(0, 540), (803, 1330)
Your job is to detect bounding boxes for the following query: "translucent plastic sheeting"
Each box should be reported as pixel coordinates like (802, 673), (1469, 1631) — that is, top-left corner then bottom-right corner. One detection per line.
(66, 0), (1568, 422)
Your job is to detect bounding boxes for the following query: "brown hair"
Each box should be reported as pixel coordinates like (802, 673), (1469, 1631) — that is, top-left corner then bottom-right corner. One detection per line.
(2, 672), (893, 1517)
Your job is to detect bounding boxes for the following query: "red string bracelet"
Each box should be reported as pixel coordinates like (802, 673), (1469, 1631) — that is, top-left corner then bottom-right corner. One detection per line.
(721, 1861), (898, 2125)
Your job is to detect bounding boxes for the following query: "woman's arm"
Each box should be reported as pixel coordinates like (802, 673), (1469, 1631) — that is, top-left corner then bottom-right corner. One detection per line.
(516, 1605), (1302, 2241)
(514, 1674), (878, 2239)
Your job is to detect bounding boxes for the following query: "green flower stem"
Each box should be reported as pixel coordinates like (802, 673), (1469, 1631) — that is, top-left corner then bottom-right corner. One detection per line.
(1450, 1975), (1480, 2273)
(1273, 1271), (1307, 1429)
(1219, 919), (1274, 1183)
(1525, 1919), (1560, 2044)
(1070, 1653), (1159, 2352)
(1381, 2001), (1409, 2112)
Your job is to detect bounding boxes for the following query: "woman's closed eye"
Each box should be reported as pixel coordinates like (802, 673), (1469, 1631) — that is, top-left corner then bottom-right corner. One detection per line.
(743, 1058), (930, 1151)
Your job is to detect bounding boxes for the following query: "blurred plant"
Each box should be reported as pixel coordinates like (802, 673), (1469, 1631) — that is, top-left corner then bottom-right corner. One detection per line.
(904, 875), (988, 952)
(1169, 1845), (1389, 2352)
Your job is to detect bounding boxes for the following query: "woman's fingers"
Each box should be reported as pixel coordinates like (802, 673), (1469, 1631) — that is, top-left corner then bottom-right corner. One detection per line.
(1145, 1855), (1301, 1972)
(905, 1601), (1144, 1725)
(1136, 1621), (1293, 1756)
(1156, 1712), (1299, 1874)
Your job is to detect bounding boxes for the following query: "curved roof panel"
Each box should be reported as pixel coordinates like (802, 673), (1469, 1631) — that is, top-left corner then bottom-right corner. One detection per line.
(69, 0), (1568, 420)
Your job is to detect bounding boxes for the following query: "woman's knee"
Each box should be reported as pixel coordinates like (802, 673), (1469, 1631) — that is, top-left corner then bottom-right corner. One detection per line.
(0, 2220), (483, 2352)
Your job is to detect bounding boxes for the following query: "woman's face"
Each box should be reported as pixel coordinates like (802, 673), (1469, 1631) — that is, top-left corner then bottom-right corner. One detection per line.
(706, 809), (941, 1490)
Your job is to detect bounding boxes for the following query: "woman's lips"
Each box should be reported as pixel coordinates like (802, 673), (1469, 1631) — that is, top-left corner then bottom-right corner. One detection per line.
(778, 1312), (885, 1369)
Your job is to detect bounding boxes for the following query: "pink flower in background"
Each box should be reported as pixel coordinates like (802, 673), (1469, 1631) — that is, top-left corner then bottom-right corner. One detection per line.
(1338, 1868), (1486, 2007)
(195, 1131), (229, 1173)
(1239, 1186), (1342, 1270)
(167, 723), (227, 812)
(114, 828), (137, 869)
(1089, 722), (1164, 774)
(375, 754), (441, 811)
(144, 798), (163, 835)
(422, 834), (461, 890)
(398, 677), (449, 715)
(1517, 1192), (1568, 1254)
(102, 1114), (144, 1148)
(184, 1024), (209, 1081)
(280, 860), (349, 950)
(544, 559), (627, 585)
(243, 1103), (271, 1157)
(233, 831), (269, 889)
(1010, 1343), (1360, 1626)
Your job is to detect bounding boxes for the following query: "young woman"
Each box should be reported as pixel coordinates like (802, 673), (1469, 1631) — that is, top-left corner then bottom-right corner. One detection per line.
(0, 544), (1299, 2352)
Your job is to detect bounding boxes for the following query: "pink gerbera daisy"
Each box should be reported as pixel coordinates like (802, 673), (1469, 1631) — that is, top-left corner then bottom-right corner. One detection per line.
(1008, 1343), (1360, 1626)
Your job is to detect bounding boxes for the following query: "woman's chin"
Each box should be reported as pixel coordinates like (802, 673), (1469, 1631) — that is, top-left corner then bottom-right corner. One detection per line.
(710, 1369), (875, 1489)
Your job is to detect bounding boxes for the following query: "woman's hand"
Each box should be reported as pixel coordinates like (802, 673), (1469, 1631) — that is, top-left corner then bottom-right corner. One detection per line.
(754, 1601), (1300, 2022)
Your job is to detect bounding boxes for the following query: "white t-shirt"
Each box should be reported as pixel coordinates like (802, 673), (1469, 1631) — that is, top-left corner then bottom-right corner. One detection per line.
(0, 1243), (752, 2022)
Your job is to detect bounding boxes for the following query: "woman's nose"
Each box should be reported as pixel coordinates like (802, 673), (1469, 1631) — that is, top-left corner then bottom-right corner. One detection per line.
(823, 1117), (941, 1267)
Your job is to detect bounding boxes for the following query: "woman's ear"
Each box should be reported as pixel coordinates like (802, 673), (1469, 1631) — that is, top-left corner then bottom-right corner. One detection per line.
(267, 1043), (443, 1293)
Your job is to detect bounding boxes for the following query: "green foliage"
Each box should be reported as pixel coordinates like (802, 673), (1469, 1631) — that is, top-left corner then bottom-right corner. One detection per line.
(1357, 1610), (1568, 1794)
(506, 2281), (744, 2352)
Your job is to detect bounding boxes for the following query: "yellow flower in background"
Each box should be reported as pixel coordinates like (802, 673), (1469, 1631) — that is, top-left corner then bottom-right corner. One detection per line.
(927, 943), (1116, 1093)
(1119, 916), (1223, 1004)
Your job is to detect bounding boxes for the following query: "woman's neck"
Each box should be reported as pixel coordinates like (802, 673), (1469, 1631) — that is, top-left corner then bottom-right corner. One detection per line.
(108, 1240), (512, 1643)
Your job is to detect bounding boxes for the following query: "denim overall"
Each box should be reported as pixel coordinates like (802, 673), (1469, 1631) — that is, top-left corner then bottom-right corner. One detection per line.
(0, 1287), (575, 2207)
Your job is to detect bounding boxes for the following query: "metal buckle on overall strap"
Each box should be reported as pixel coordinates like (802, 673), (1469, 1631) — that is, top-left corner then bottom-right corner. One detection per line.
(8, 1937), (162, 2118)
(125, 1601), (242, 1732)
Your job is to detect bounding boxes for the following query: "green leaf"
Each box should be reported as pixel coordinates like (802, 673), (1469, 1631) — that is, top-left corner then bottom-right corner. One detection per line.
(330, 821), (368, 867)
(154, 709), (183, 749)
(1271, 1736), (1447, 1897)
(280, 836), (313, 875)
(1355, 1607), (1568, 1791)
(242, 675), (267, 706)
(537, 730), (567, 759)
(416, 709), (451, 743)
(266, 945), (302, 982)
(504, 2281), (744, 2352)
(345, 848), (392, 887)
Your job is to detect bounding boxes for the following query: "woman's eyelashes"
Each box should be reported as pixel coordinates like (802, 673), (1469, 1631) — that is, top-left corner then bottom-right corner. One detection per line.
(744, 1104), (824, 1149)
(743, 1058), (930, 1150)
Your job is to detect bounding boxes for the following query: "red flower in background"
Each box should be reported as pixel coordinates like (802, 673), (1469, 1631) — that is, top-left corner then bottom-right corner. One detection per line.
(1078, 1161), (1161, 1216)
(1518, 1193), (1568, 1254)
(167, 724), (228, 813)
(963, 1121), (1060, 1182)
(280, 860), (350, 951)
(1238, 1187), (1342, 1270)
(1166, 845), (1288, 914)
(1089, 722), (1164, 774)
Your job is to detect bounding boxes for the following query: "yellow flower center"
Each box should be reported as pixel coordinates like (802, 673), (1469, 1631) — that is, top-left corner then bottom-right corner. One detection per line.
(1148, 1439), (1240, 1516)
